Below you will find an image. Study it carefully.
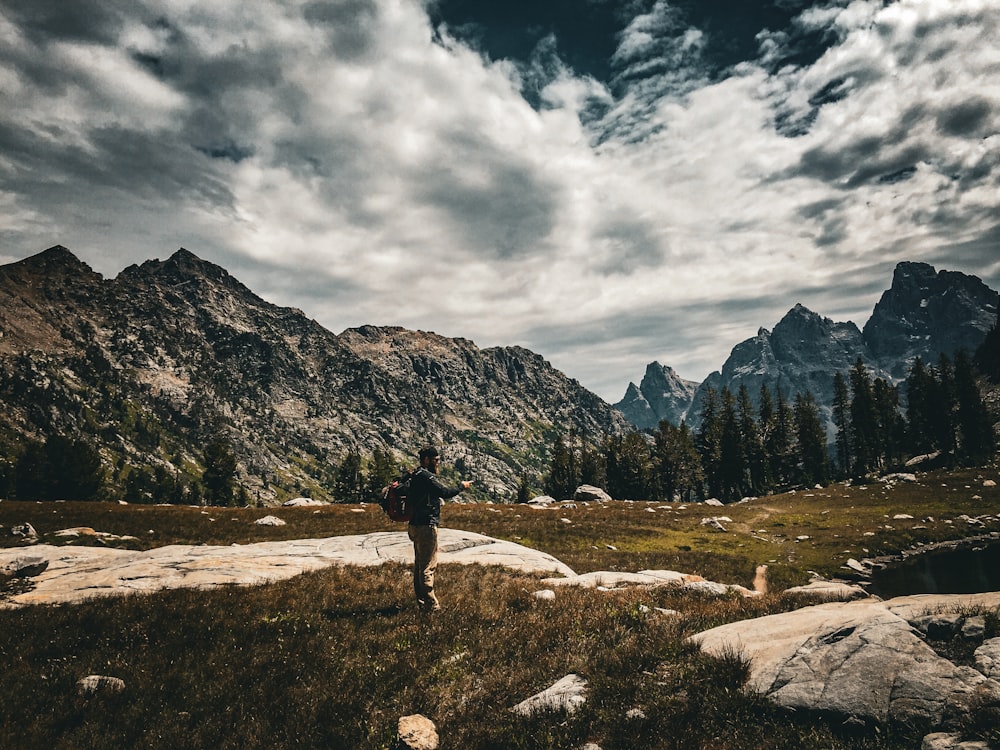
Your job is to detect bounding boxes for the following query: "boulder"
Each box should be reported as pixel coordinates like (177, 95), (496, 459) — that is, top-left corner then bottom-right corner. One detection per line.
(911, 613), (964, 640)
(11, 523), (38, 540)
(0, 530), (577, 607)
(254, 516), (286, 526)
(527, 495), (556, 506)
(541, 569), (758, 597)
(690, 593), (1000, 730)
(975, 638), (1000, 680)
(921, 733), (992, 750)
(783, 579), (868, 602)
(77, 675), (125, 696)
(511, 674), (588, 716)
(396, 714), (438, 750)
(574, 485), (611, 503)
(282, 498), (327, 507)
(1, 553), (49, 578)
(962, 616), (986, 640)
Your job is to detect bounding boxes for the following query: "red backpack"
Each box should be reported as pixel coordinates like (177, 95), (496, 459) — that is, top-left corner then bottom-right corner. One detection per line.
(380, 471), (415, 522)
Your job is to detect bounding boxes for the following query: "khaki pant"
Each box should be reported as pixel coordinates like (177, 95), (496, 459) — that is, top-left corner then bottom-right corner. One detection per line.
(407, 524), (439, 611)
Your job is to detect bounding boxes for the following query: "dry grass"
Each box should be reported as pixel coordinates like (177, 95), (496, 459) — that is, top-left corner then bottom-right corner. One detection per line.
(2, 465), (999, 749)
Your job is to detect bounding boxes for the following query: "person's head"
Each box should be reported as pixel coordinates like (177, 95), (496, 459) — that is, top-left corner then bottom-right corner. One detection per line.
(419, 446), (440, 471)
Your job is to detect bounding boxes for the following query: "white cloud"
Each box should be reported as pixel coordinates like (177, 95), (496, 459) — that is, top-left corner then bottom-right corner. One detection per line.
(0, 0), (998, 402)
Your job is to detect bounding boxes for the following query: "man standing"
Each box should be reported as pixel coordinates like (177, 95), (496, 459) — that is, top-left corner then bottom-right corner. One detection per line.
(407, 446), (471, 612)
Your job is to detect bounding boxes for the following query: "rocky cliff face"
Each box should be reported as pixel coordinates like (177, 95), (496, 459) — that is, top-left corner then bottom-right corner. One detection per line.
(617, 262), (998, 434)
(685, 305), (888, 434)
(863, 261), (1000, 379)
(613, 362), (697, 430)
(0, 246), (629, 502)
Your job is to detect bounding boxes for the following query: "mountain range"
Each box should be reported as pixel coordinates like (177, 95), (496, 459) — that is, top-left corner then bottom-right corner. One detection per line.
(616, 261), (1000, 432)
(2, 248), (997, 505)
(0, 246), (629, 502)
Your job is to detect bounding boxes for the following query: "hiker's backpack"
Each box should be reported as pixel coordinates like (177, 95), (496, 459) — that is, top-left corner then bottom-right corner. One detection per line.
(380, 470), (415, 522)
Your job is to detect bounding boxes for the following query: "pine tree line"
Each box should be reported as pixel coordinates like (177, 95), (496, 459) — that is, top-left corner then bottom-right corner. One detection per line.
(542, 353), (996, 504)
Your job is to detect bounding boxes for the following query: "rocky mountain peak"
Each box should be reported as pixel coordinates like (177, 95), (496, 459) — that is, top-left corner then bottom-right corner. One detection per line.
(3, 245), (99, 281)
(614, 361), (697, 430)
(118, 248), (253, 296)
(864, 261), (999, 378)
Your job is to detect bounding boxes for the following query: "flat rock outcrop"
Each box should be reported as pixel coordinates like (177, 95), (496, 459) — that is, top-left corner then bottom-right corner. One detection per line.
(691, 593), (1000, 731)
(0, 529), (575, 607)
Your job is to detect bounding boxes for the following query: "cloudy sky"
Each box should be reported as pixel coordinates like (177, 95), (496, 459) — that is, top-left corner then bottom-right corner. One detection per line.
(1, 0), (998, 401)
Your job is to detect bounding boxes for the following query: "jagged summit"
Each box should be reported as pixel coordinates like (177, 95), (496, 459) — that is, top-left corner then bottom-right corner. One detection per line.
(119, 247), (245, 288)
(863, 261), (999, 378)
(617, 262), (998, 438)
(4, 245), (99, 279)
(614, 361), (697, 429)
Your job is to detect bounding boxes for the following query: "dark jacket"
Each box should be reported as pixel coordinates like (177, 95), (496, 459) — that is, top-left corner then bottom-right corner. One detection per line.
(407, 467), (463, 526)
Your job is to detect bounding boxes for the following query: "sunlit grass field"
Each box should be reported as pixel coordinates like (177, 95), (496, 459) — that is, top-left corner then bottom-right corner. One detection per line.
(2, 466), (999, 749)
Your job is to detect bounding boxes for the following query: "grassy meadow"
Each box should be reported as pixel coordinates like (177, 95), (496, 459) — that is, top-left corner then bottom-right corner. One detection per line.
(2, 465), (1000, 749)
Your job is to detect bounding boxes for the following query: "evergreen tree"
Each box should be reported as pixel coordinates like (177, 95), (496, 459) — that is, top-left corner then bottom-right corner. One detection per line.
(673, 421), (704, 501)
(905, 358), (937, 454)
(849, 359), (878, 477)
(202, 438), (238, 506)
(365, 447), (397, 503)
(718, 387), (746, 502)
(974, 307), (1000, 383)
(334, 449), (365, 504)
(766, 389), (796, 488)
(695, 388), (724, 500)
(794, 391), (828, 486)
(15, 435), (105, 501)
(653, 420), (704, 502)
(872, 377), (905, 468)
(608, 432), (652, 500)
(579, 444), (607, 489)
(737, 384), (768, 495)
(953, 349), (995, 465)
(544, 435), (578, 500)
(832, 371), (852, 477)
(515, 473), (533, 504)
(929, 354), (957, 458)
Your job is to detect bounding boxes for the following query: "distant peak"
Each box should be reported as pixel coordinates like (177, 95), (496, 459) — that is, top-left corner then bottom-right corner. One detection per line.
(166, 247), (219, 272)
(10, 245), (96, 276)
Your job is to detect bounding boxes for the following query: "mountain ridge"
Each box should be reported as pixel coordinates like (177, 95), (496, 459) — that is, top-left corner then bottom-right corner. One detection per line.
(0, 245), (629, 503)
(617, 262), (999, 432)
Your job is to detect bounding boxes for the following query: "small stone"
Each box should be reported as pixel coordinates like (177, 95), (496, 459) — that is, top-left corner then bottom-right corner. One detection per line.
(533, 589), (556, 601)
(396, 714), (438, 750)
(961, 616), (986, 640)
(11, 523), (38, 539)
(511, 674), (588, 716)
(77, 675), (125, 696)
(254, 515), (286, 526)
(654, 608), (680, 617)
